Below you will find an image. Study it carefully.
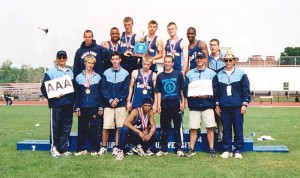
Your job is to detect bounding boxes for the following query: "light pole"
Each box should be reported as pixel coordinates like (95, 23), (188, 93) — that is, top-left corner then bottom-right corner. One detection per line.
(38, 27), (48, 73)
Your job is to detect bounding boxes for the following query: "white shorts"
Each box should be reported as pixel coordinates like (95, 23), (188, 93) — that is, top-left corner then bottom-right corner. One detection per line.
(103, 107), (127, 129)
(189, 109), (216, 129)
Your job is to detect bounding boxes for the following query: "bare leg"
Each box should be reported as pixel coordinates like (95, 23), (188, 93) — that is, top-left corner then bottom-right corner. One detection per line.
(189, 129), (198, 150)
(207, 128), (214, 149)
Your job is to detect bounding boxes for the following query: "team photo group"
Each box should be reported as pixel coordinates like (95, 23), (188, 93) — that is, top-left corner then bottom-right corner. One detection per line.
(40, 16), (250, 161)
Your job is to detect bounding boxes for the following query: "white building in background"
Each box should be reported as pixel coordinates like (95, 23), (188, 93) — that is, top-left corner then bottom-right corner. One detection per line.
(240, 67), (300, 93)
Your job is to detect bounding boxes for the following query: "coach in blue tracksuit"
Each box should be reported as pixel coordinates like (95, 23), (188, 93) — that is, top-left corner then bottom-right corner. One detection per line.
(184, 52), (218, 158)
(74, 55), (103, 156)
(41, 50), (74, 157)
(215, 51), (250, 159)
(155, 55), (185, 157)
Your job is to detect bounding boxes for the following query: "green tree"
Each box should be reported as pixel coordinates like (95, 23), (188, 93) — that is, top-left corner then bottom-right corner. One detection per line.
(280, 47), (300, 65)
(0, 60), (13, 83)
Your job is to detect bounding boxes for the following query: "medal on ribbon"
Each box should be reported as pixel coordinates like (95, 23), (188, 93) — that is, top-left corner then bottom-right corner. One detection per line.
(85, 88), (91, 94)
(146, 35), (156, 52)
(138, 108), (149, 132)
(168, 37), (179, 56)
(141, 69), (150, 95)
(85, 72), (94, 95)
(124, 33), (133, 50)
(109, 40), (119, 51)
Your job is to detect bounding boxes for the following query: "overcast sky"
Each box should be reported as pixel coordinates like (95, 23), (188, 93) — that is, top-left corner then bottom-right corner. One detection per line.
(1, 0), (299, 69)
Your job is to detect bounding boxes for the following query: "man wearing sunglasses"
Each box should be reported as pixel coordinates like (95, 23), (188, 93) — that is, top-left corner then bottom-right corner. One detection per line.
(41, 50), (74, 157)
(215, 51), (250, 159)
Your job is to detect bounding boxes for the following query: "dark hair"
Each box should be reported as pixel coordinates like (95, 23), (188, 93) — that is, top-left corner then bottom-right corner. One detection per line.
(210, 38), (220, 45)
(187, 27), (196, 34)
(148, 20), (158, 27)
(164, 55), (174, 62)
(167, 22), (177, 28)
(111, 51), (121, 58)
(110, 27), (119, 32)
(84, 30), (93, 37)
(142, 98), (153, 105)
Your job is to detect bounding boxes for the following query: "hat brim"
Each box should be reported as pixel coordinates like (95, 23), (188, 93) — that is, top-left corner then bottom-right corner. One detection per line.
(221, 57), (239, 62)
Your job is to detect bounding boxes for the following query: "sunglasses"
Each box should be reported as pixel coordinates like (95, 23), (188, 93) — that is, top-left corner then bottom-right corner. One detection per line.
(58, 57), (66, 59)
(224, 59), (233, 63)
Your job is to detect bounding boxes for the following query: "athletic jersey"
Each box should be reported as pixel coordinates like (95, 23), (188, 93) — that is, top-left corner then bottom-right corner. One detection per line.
(188, 40), (202, 70)
(104, 41), (120, 70)
(131, 69), (154, 108)
(165, 38), (183, 71)
(155, 69), (184, 101)
(144, 35), (158, 72)
(119, 32), (138, 74)
(133, 108), (151, 131)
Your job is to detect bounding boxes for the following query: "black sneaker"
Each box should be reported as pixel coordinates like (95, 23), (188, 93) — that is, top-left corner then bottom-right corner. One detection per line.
(186, 149), (196, 157)
(209, 149), (216, 158)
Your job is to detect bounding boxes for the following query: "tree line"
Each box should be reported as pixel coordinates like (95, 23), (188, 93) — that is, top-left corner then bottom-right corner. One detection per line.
(0, 47), (299, 83)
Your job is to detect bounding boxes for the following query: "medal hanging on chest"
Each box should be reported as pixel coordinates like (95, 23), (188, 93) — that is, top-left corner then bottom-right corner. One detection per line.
(141, 69), (150, 95)
(168, 38), (178, 56)
(138, 108), (149, 132)
(142, 89), (148, 95)
(85, 72), (93, 95)
(85, 88), (91, 94)
(124, 33), (133, 50)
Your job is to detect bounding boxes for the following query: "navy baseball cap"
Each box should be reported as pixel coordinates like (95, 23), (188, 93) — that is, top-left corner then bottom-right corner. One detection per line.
(142, 98), (153, 105)
(56, 50), (67, 58)
(196, 52), (206, 59)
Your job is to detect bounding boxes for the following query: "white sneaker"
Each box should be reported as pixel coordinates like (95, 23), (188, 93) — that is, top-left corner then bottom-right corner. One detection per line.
(145, 149), (154, 156)
(112, 147), (118, 156)
(62, 151), (72, 156)
(50, 147), (61, 158)
(132, 144), (145, 156)
(156, 151), (168, 156)
(74, 150), (88, 156)
(176, 150), (185, 157)
(90, 151), (98, 156)
(220, 151), (233, 158)
(98, 147), (107, 155)
(126, 149), (134, 155)
(116, 150), (124, 161)
(234, 153), (243, 159)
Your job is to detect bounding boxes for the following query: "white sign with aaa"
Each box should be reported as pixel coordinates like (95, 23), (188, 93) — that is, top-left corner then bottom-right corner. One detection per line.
(44, 75), (74, 99)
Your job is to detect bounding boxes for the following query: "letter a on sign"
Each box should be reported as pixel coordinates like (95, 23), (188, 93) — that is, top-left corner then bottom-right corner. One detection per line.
(44, 75), (74, 99)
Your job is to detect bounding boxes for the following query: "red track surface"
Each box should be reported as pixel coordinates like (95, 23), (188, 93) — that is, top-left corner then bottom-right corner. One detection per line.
(1, 100), (300, 107)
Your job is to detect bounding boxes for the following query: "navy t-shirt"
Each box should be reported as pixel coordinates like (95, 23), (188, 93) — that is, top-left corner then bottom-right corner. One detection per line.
(155, 70), (184, 101)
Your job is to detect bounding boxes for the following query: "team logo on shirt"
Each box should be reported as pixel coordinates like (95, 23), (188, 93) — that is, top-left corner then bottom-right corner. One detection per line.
(162, 78), (176, 94)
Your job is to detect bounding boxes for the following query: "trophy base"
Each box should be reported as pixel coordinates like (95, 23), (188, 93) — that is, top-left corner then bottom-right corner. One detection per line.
(129, 53), (145, 58)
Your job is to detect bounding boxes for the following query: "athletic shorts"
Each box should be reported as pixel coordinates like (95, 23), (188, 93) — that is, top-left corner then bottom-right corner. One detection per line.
(103, 107), (127, 129)
(189, 109), (216, 129)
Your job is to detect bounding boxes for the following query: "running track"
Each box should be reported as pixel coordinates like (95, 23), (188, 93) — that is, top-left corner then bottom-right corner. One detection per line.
(1, 100), (300, 107)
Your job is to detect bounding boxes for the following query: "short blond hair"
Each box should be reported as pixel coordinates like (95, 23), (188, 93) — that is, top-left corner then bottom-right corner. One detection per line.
(123, 16), (133, 24)
(84, 55), (96, 63)
(142, 54), (153, 63)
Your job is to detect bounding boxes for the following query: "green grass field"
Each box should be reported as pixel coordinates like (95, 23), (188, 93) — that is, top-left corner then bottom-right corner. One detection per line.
(1, 106), (300, 177)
